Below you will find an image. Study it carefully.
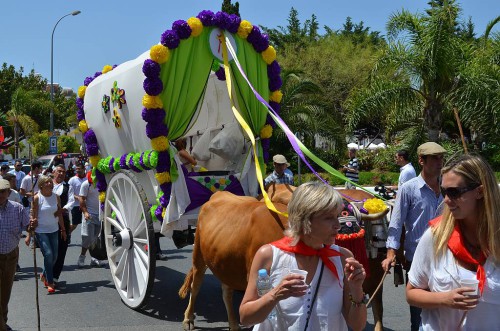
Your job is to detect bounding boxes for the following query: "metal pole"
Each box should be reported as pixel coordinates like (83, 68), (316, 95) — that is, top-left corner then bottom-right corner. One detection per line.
(50, 10), (81, 133)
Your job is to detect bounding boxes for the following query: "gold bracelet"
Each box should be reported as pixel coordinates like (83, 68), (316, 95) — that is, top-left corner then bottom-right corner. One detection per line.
(349, 293), (367, 307)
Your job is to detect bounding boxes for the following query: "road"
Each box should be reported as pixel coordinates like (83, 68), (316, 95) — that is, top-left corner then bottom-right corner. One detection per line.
(9, 232), (410, 330)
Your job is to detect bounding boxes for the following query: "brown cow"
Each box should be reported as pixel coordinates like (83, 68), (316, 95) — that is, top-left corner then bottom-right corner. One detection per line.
(179, 185), (390, 331)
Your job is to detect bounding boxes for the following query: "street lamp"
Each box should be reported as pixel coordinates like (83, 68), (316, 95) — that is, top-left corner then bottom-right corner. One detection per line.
(50, 10), (81, 133)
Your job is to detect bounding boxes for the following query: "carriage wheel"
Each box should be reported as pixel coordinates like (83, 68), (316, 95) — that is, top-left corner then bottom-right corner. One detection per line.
(104, 170), (156, 309)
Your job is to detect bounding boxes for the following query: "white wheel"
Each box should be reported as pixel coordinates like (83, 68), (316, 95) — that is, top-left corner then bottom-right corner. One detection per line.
(104, 170), (156, 309)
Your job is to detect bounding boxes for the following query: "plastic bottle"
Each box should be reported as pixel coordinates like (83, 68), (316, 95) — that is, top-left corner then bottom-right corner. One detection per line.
(256, 269), (276, 320)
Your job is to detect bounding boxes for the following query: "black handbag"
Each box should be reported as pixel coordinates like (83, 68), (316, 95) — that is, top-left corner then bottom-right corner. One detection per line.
(89, 223), (107, 260)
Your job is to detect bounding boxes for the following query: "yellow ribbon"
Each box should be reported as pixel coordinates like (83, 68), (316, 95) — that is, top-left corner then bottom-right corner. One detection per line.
(220, 32), (287, 217)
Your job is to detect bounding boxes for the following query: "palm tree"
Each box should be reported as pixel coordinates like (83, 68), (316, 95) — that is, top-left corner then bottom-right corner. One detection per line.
(345, 0), (500, 145)
(7, 88), (43, 158)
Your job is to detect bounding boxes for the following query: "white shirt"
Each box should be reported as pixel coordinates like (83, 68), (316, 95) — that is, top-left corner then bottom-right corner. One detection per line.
(20, 174), (40, 203)
(53, 181), (75, 211)
(79, 180), (99, 215)
(68, 175), (86, 207)
(8, 189), (21, 203)
(409, 229), (500, 330)
(398, 163), (416, 188)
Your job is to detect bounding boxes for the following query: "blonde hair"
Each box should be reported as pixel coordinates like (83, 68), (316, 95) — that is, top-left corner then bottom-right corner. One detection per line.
(285, 181), (343, 244)
(433, 154), (500, 262)
(37, 175), (52, 189)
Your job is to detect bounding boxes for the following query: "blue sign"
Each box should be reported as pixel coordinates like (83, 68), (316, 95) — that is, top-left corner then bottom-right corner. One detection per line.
(49, 136), (58, 154)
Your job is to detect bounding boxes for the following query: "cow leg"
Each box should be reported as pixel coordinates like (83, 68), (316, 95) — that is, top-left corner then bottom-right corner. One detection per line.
(221, 283), (240, 331)
(182, 264), (207, 330)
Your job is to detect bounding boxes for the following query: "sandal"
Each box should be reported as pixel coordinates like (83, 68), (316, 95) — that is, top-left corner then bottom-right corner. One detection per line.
(40, 274), (48, 288)
(47, 285), (56, 294)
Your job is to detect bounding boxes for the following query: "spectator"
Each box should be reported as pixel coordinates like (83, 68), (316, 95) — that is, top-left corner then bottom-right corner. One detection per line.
(77, 172), (102, 268)
(0, 164), (10, 179)
(240, 182), (367, 330)
(176, 138), (198, 171)
(343, 148), (359, 189)
(67, 163), (86, 234)
(395, 150), (417, 189)
(382, 142), (446, 331)
(31, 175), (67, 294)
(407, 154), (500, 329)
(7, 161), (25, 190)
(19, 161), (43, 207)
(0, 179), (33, 331)
(2, 174), (21, 204)
(264, 154), (294, 187)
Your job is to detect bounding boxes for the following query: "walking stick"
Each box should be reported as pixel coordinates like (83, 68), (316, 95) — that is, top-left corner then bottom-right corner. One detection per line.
(28, 170), (41, 331)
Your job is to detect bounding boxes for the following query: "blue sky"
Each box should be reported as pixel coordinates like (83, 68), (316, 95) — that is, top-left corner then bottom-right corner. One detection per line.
(1, 0), (498, 92)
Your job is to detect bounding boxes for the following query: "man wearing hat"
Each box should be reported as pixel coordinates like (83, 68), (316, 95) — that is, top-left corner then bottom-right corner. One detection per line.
(382, 142), (446, 331)
(264, 154), (294, 187)
(0, 179), (33, 331)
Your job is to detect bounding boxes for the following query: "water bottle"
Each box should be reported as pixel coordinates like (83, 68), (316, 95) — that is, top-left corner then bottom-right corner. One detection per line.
(256, 269), (276, 320)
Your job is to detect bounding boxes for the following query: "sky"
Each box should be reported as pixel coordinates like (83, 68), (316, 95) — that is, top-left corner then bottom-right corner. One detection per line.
(1, 0), (498, 92)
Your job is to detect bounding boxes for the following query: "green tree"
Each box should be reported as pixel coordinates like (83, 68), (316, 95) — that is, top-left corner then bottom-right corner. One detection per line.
(221, 0), (239, 16)
(345, 0), (500, 145)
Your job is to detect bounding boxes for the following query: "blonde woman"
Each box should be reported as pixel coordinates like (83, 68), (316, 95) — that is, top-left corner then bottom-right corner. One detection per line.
(407, 154), (500, 329)
(31, 175), (67, 294)
(240, 182), (367, 331)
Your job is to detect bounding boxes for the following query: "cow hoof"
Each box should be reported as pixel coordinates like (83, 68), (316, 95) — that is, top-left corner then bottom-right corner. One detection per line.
(182, 319), (194, 331)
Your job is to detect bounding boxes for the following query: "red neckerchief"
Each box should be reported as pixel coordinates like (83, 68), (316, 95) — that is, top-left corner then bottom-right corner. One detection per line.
(86, 171), (93, 185)
(430, 217), (487, 294)
(271, 237), (343, 283)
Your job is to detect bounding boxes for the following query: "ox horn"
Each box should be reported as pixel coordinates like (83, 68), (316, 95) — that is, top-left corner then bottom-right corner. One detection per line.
(360, 208), (389, 221)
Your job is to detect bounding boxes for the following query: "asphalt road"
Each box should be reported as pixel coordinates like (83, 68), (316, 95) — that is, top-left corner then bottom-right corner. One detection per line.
(9, 230), (410, 331)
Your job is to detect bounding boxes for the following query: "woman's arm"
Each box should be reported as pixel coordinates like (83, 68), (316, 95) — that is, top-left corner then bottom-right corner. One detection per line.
(341, 248), (367, 331)
(179, 149), (197, 166)
(406, 283), (478, 310)
(56, 195), (67, 240)
(239, 245), (307, 326)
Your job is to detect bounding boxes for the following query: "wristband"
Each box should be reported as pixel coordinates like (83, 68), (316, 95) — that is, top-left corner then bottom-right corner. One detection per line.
(349, 293), (368, 307)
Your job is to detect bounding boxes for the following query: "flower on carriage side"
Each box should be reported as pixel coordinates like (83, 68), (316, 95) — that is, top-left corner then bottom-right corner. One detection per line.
(142, 94), (163, 109)
(162, 207), (166, 218)
(172, 20), (192, 40)
(77, 86), (87, 99)
(99, 191), (106, 203)
(262, 46), (277, 65)
(143, 77), (163, 96)
(76, 97), (84, 111)
(155, 171), (171, 184)
(215, 67), (226, 81)
(142, 59), (161, 78)
(197, 10), (215, 26)
(269, 74), (282, 92)
(113, 158), (121, 172)
(161, 30), (180, 49)
(78, 120), (89, 133)
(84, 76), (94, 86)
(269, 90), (283, 103)
(237, 20), (253, 39)
(102, 65), (113, 74)
(89, 155), (101, 168)
(247, 26), (269, 53)
(154, 204), (163, 221)
(150, 136), (169, 151)
(133, 153), (145, 171)
(148, 150), (159, 168)
(214, 11), (230, 30)
(260, 124), (272, 139)
(187, 17), (203, 37)
(150, 44), (170, 64)
(363, 198), (387, 214)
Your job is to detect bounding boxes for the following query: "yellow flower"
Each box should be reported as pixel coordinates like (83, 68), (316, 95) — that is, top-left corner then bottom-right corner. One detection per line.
(261, 46), (277, 65)
(102, 65), (113, 74)
(363, 198), (387, 214)
(187, 17), (203, 37)
(77, 86), (87, 98)
(161, 207), (166, 218)
(269, 90), (283, 103)
(151, 136), (169, 151)
(260, 124), (273, 139)
(237, 20), (253, 39)
(78, 120), (88, 133)
(89, 155), (101, 167)
(99, 192), (106, 203)
(210, 186), (217, 193)
(155, 171), (171, 184)
(150, 44), (170, 64)
(142, 94), (163, 109)
(219, 178), (226, 185)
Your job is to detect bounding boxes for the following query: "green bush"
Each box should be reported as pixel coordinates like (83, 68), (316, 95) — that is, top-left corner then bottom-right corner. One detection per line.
(294, 171), (399, 186)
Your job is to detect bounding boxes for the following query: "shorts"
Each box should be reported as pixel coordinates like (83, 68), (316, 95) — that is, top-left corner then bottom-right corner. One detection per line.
(71, 206), (83, 225)
(81, 214), (101, 249)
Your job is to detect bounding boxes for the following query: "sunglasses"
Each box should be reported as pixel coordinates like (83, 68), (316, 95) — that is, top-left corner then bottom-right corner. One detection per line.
(440, 185), (479, 200)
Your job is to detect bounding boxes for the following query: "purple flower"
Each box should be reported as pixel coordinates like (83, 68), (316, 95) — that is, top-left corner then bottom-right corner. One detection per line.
(265, 114), (276, 128)
(248, 27), (269, 52)
(112, 64), (118, 69)
(119, 154), (130, 170)
(142, 59), (161, 78)
(215, 67), (226, 81)
(86, 143), (99, 156)
(93, 71), (102, 79)
(227, 14), (241, 33)
(84, 130), (97, 145)
(76, 98), (84, 111)
(146, 122), (169, 139)
(160, 30), (180, 49)
(143, 77), (164, 96)
(128, 156), (141, 173)
(269, 75), (282, 92)
(84, 76), (94, 86)
(108, 157), (115, 173)
(172, 20), (192, 39)
(197, 10), (215, 26)
(141, 108), (166, 123)
(156, 151), (170, 173)
(267, 61), (281, 76)
(160, 183), (172, 196)
(269, 101), (281, 115)
(160, 194), (169, 207)
(77, 109), (85, 121)
(95, 170), (107, 191)
(214, 11), (230, 30)
(139, 153), (150, 170)
(154, 205), (163, 221)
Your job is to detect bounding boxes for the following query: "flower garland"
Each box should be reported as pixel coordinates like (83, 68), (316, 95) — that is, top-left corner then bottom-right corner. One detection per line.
(363, 198), (387, 214)
(336, 228), (365, 241)
(76, 10), (283, 222)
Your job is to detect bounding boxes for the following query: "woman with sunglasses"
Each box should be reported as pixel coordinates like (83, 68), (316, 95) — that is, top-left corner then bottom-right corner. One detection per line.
(406, 154), (500, 330)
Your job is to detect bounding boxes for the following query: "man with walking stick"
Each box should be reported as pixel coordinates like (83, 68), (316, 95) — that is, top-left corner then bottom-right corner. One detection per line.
(0, 179), (36, 331)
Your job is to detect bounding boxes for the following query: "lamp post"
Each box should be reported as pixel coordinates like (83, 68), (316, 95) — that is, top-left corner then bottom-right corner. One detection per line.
(50, 10), (81, 133)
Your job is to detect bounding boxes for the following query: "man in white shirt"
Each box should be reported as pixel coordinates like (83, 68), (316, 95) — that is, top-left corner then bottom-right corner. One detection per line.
(19, 161), (43, 207)
(393, 149), (417, 190)
(67, 164), (86, 233)
(7, 161), (25, 190)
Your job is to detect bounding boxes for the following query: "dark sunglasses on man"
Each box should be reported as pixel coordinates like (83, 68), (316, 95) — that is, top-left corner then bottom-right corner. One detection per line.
(440, 184), (480, 200)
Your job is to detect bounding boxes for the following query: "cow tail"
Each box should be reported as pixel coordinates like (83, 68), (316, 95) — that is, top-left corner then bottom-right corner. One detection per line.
(179, 267), (194, 299)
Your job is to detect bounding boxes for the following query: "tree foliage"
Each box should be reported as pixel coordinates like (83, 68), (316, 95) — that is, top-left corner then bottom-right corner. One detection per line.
(221, 0), (240, 16)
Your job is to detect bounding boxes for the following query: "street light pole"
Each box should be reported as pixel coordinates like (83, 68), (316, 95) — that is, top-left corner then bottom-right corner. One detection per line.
(50, 10), (81, 133)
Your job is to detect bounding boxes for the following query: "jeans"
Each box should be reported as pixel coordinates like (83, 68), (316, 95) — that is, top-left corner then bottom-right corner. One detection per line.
(53, 216), (70, 280)
(405, 261), (422, 331)
(0, 247), (18, 330)
(35, 231), (59, 284)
